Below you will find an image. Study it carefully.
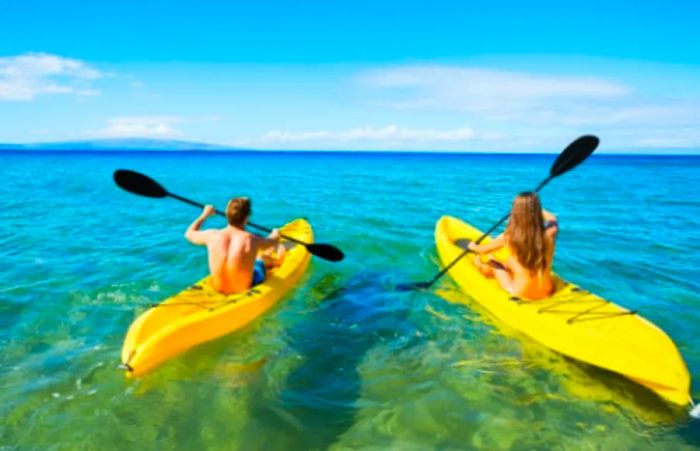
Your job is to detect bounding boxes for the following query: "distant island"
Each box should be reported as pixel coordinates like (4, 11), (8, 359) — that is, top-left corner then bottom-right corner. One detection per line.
(1, 139), (698, 155)
(0, 138), (241, 151)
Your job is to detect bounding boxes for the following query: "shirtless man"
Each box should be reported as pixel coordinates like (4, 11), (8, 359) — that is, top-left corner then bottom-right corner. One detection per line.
(184, 197), (280, 294)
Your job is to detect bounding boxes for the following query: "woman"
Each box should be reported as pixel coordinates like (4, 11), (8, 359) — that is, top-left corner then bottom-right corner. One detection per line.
(468, 192), (558, 300)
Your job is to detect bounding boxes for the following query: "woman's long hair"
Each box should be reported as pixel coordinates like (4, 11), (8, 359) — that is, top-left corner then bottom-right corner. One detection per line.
(505, 192), (549, 274)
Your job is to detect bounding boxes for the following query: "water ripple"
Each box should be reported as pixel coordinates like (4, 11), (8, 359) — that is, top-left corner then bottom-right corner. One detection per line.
(1, 152), (699, 449)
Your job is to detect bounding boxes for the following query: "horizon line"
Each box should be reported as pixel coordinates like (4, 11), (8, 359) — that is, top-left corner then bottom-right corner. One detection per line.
(1, 148), (700, 157)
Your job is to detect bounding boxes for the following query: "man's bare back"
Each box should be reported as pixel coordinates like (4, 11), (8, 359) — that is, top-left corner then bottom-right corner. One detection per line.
(185, 203), (279, 294)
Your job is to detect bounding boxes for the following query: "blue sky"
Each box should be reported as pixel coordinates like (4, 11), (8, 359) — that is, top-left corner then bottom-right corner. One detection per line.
(1, 0), (699, 152)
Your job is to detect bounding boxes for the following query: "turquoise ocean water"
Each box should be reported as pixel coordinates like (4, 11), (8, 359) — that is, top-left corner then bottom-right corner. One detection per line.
(1, 150), (699, 450)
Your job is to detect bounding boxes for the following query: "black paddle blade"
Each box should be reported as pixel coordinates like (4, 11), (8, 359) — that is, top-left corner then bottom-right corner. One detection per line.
(113, 169), (169, 198)
(550, 135), (599, 178)
(306, 243), (345, 262)
(395, 281), (432, 292)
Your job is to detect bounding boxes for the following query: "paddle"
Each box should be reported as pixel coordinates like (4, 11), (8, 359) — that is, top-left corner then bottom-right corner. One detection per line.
(397, 135), (599, 291)
(113, 170), (345, 262)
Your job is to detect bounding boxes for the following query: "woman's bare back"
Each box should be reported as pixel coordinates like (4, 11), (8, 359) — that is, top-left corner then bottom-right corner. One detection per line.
(505, 248), (554, 299)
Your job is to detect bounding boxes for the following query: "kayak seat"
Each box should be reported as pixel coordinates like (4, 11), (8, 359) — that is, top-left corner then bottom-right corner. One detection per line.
(454, 238), (471, 250)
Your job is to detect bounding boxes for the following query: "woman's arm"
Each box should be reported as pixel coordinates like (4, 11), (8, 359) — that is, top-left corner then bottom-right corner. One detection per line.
(469, 234), (506, 254)
(542, 209), (557, 223)
(542, 209), (558, 236)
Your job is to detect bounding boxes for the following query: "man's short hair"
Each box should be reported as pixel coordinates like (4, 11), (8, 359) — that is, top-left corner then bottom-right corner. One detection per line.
(226, 197), (251, 227)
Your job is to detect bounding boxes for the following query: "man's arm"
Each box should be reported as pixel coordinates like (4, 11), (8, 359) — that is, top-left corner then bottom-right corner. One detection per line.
(256, 228), (281, 252)
(185, 205), (217, 246)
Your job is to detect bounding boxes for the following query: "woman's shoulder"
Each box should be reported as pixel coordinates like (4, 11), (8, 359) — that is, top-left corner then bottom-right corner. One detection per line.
(544, 218), (558, 237)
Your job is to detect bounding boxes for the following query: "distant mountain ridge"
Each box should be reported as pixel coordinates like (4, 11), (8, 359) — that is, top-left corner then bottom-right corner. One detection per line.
(0, 138), (241, 151)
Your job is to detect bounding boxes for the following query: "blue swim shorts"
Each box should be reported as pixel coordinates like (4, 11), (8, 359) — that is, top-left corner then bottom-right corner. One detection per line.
(251, 259), (266, 287)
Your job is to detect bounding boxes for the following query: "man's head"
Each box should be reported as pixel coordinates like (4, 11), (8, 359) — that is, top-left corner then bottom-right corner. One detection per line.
(226, 197), (251, 227)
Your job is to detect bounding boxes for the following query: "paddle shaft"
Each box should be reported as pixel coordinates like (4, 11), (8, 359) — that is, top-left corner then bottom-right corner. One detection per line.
(423, 175), (555, 287)
(169, 192), (308, 247)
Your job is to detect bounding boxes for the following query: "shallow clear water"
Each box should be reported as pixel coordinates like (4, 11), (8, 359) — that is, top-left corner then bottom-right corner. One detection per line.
(1, 151), (699, 450)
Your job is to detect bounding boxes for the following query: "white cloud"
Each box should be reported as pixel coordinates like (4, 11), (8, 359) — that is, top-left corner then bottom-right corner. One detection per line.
(244, 125), (484, 150)
(195, 114), (224, 123)
(262, 125), (475, 144)
(356, 65), (700, 150)
(361, 66), (629, 102)
(89, 116), (184, 138)
(358, 66), (641, 129)
(635, 134), (700, 149)
(0, 53), (102, 101)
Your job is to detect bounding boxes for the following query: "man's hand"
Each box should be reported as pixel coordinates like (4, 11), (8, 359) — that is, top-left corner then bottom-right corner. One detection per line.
(202, 205), (216, 218)
(186, 205), (216, 246)
(269, 228), (281, 243)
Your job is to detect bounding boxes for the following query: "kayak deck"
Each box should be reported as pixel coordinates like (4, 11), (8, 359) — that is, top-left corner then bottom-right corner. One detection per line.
(435, 215), (691, 406)
(121, 219), (312, 377)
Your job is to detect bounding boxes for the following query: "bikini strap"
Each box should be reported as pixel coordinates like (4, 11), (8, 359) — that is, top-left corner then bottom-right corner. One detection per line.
(544, 219), (558, 230)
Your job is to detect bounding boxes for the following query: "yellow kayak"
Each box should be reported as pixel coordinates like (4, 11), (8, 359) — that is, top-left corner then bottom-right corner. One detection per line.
(435, 215), (691, 406)
(121, 218), (312, 377)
